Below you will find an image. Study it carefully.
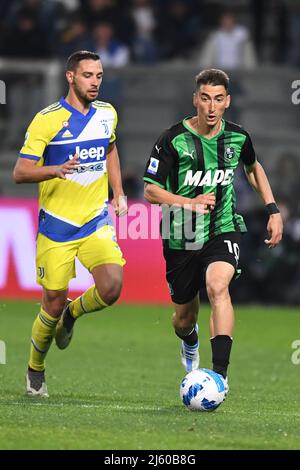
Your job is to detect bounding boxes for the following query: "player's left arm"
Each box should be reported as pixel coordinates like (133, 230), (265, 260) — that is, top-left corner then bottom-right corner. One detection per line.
(240, 132), (283, 248)
(245, 161), (283, 248)
(106, 142), (127, 216)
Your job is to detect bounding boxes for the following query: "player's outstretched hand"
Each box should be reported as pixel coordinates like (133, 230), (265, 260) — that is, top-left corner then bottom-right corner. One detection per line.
(190, 193), (216, 213)
(112, 195), (128, 217)
(54, 153), (80, 179)
(264, 213), (283, 249)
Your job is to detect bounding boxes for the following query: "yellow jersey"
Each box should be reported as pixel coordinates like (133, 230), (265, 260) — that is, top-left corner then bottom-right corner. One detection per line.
(19, 97), (117, 242)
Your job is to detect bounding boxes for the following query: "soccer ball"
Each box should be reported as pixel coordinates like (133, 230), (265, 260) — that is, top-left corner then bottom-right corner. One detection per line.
(180, 368), (227, 412)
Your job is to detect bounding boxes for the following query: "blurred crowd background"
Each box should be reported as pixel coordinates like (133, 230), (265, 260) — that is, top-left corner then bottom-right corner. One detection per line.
(1, 0), (300, 66)
(0, 0), (300, 304)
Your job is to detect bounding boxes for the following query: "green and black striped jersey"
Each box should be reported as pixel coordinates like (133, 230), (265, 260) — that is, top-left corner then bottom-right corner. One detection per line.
(143, 118), (257, 250)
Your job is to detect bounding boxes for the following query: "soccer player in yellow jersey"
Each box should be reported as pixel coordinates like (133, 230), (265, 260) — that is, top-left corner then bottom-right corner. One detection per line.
(13, 51), (127, 397)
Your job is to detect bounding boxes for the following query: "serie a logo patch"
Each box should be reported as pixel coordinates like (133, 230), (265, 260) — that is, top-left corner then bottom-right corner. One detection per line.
(147, 157), (159, 175)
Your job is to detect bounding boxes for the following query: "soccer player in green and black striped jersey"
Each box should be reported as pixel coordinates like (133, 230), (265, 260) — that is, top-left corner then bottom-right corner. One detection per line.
(143, 69), (283, 392)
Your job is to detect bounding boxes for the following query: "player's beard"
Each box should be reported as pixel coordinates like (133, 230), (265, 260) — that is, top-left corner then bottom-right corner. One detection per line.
(73, 81), (98, 104)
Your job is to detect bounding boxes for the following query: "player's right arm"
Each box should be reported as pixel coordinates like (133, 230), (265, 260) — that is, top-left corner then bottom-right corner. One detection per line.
(13, 154), (79, 183)
(13, 111), (79, 183)
(143, 130), (215, 213)
(144, 183), (215, 213)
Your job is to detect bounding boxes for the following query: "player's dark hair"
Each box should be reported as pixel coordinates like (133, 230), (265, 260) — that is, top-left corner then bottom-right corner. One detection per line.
(66, 51), (100, 71)
(195, 69), (229, 93)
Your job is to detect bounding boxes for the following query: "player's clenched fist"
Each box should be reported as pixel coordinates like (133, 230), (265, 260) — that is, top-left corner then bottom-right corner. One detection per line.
(54, 153), (80, 179)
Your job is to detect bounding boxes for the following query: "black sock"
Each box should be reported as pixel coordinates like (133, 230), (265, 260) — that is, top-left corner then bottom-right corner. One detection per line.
(210, 335), (233, 378)
(63, 306), (76, 332)
(28, 366), (44, 374)
(175, 327), (198, 346)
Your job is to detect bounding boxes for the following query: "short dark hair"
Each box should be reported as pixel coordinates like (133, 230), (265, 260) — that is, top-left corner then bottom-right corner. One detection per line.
(66, 50), (100, 71)
(195, 69), (229, 93)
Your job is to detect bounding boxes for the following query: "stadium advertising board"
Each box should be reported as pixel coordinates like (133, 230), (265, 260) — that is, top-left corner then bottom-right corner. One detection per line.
(0, 198), (169, 303)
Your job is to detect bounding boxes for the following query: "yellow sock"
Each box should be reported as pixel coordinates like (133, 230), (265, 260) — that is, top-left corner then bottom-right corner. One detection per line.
(29, 308), (59, 372)
(69, 285), (108, 319)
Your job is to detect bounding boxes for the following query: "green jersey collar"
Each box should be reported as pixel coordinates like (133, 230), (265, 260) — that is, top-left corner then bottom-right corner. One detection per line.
(183, 117), (225, 141)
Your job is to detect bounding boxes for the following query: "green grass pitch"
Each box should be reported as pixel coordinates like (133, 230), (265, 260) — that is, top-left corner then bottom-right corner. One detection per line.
(0, 301), (300, 450)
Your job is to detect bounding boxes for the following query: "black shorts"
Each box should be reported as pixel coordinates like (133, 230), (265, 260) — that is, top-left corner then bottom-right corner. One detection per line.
(163, 232), (241, 304)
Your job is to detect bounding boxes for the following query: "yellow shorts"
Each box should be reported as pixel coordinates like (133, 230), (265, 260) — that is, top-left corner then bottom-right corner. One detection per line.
(36, 225), (125, 291)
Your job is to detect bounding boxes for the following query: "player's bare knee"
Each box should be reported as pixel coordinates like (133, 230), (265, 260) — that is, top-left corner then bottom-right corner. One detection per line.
(206, 281), (230, 304)
(42, 290), (67, 317)
(171, 312), (177, 327)
(98, 280), (122, 306)
(172, 312), (196, 331)
(102, 287), (121, 305)
(42, 298), (65, 318)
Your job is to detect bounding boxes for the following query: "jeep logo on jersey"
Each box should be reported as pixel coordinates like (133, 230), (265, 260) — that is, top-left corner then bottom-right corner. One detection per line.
(224, 146), (235, 161)
(69, 145), (105, 161)
(184, 169), (234, 186)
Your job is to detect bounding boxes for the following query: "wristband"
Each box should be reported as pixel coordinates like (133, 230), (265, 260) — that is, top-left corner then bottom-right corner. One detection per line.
(266, 203), (280, 215)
